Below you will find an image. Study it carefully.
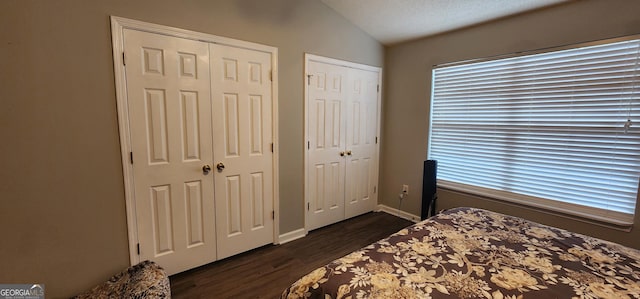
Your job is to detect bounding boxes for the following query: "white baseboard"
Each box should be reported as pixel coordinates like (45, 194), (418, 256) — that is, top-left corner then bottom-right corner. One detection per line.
(377, 204), (421, 223)
(278, 228), (307, 244)
(279, 206), (419, 244)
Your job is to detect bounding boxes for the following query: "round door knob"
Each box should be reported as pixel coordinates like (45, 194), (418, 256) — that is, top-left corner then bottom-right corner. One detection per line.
(216, 162), (225, 171)
(346, 150), (352, 156)
(202, 164), (212, 174)
(339, 151), (345, 157)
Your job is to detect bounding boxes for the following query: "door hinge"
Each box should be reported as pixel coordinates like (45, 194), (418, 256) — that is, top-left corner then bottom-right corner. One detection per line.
(272, 211), (275, 220)
(270, 70), (273, 81)
(375, 137), (378, 144)
(307, 202), (310, 211)
(307, 141), (310, 149)
(377, 84), (380, 92)
(271, 143), (274, 153)
(122, 52), (126, 66)
(307, 74), (312, 85)
(130, 152), (133, 164)
(136, 243), (140, 255)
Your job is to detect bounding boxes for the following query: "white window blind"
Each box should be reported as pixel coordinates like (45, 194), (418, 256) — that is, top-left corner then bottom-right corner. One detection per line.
(429, 38), (640, 226)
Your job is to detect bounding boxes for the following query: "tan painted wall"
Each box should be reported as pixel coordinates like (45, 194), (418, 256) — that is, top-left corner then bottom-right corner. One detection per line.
(0, 1), (382, 297)
(381, 0), (640, 250)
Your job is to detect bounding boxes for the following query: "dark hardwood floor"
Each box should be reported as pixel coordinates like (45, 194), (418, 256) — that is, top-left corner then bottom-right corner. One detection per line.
(170, 211), (413, 298)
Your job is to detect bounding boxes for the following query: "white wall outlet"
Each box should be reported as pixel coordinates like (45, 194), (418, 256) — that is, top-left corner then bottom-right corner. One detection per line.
(402, 184), (409, 194)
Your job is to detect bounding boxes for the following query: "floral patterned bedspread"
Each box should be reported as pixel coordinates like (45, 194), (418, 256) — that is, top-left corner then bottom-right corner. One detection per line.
(282, 207), (640, 299)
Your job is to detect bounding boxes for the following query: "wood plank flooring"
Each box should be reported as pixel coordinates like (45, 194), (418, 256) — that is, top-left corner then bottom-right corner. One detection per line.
(170, 211), (413, 298)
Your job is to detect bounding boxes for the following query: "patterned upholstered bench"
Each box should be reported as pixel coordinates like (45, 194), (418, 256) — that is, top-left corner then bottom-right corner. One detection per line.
(73, 260), (170, 298)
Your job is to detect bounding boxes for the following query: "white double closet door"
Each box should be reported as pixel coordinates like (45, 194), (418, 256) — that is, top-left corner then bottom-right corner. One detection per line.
(306, 55), (381, 231)
(123, 28), (274, 275)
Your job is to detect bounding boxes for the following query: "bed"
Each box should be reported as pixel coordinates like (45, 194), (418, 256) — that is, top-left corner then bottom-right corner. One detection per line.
(282, 207), (640, 298)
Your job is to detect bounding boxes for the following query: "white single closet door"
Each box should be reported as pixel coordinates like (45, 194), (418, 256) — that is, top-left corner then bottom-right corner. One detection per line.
(306, 60), (348, 231)
(344, 68), (379, 218)
(124, 29), (217, 275)
(210, 43), (275, 259)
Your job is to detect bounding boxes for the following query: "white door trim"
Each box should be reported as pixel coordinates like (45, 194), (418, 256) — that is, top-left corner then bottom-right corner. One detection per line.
(111, 16), (280, 265)
(303, 53), (382, 231)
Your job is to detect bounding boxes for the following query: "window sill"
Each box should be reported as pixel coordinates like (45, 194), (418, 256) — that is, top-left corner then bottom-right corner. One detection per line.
(437, 180), (634, 232)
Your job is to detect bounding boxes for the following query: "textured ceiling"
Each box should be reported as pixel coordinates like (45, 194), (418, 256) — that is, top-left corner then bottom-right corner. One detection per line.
(320, 0), (567, 45)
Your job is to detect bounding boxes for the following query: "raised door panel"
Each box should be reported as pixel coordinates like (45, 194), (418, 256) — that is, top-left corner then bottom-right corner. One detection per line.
(210, 43), (274, 259)
(124, 29), (216, 275)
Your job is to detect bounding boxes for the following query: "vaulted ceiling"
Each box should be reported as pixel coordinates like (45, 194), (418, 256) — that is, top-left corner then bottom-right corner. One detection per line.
(320, 0), (567, 45)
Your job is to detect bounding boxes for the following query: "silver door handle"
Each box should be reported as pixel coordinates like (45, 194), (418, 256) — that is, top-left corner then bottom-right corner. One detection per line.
(202, 164), (212, 174)
(216, 162), (225, 171)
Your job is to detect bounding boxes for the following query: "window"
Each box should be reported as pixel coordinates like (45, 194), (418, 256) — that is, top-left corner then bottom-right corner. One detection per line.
(429, 37), (640, 226)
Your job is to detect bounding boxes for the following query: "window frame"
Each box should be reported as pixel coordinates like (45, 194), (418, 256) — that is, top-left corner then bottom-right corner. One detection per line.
(428, 35), (640, 228)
